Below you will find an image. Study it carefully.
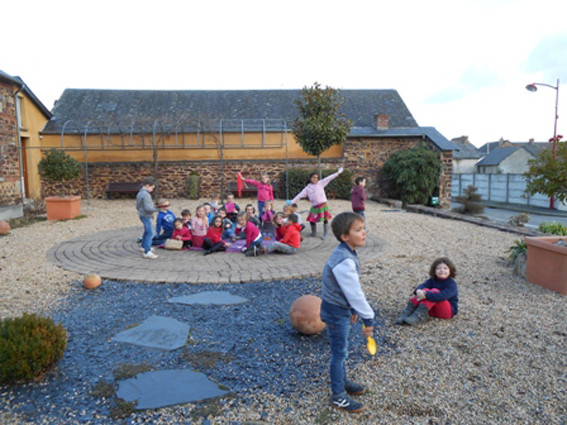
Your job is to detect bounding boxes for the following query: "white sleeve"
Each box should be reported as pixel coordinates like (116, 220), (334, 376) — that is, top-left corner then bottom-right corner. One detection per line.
(333, 259), (375, 320)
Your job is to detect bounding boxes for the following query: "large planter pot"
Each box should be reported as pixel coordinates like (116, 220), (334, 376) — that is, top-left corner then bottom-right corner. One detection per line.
(45, 196), (81, 221)
(525, 236), (567, 295)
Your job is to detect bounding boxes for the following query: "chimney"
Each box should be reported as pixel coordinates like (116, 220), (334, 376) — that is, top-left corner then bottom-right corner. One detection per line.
(375, 113), (389, 129)
(529, 138), (535, 145)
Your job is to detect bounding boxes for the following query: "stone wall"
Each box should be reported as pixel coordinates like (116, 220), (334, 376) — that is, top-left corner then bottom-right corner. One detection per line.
(39, 136), (453, 206)
(0, 81), (22, 206)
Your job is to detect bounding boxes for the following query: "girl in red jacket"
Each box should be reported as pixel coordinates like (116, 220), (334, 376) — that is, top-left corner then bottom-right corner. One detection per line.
(267, 213), (301, 254)
(235, 211), (265, 257)
(274, 212), (286, 241)
(203, 216), (226, 255)
(171, 218), (193, 249)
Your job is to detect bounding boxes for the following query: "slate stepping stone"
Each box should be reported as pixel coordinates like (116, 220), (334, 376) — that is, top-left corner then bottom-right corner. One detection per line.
(168, 291), (248, 306)
(117, 369), (228, 409)
(113, 315), (189, 350)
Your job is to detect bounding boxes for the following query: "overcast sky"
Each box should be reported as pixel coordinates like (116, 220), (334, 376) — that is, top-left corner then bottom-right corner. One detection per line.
(3, 0), (567, 147)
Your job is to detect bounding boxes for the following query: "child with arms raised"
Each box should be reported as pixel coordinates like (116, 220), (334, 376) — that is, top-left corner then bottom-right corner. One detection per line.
(290, 167), (343, 238)
(238, 171), (274, 219)
(395, 257), (459, 326)
(320, 212), (374, 413)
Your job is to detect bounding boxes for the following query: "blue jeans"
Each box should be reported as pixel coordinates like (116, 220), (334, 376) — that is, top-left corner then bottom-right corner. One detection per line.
(139, 215), (154, 254)
(354, 210), (365, 219)
(257, 201), (265, 221)
(320, 300), (351, 395)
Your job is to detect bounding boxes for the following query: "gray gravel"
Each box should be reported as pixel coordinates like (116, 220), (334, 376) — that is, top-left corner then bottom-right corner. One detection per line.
(1, 198), (566, 424)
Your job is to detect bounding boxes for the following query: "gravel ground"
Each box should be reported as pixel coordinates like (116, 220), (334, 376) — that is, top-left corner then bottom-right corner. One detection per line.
(1, 198), (566, 424)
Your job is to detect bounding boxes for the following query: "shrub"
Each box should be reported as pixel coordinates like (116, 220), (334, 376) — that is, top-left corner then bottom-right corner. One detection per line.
(279, 168), (352, 200)
(37, 149), (82, 197)
(538, 222), (567, 236)
(454, 185), (485, 215)
(508, 212), (530, 227)
(0, 313), (67, 383)
(185, 172), (200, 200)
(382, 146), (442, 205)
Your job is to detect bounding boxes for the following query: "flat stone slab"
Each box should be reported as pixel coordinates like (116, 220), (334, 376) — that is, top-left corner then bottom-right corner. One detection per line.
(113, 316), (189, 351)
(116, 369), (228, 409)
(168, 291), (249, 305)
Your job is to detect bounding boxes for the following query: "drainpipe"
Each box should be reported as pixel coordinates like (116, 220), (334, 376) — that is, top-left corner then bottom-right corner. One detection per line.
(14, 82), (26, 204)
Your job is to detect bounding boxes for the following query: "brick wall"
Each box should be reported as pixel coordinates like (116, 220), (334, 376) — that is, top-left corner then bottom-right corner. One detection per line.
(0, 81), (22, 206)
(39, 136), (453, 206)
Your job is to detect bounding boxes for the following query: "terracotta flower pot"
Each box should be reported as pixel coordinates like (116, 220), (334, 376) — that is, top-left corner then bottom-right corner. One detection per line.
(525, 236), (567, 295)
(45, 196), (81, 221)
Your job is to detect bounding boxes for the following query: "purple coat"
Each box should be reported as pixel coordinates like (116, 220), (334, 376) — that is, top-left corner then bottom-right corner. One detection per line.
(351, 185), (367, 211)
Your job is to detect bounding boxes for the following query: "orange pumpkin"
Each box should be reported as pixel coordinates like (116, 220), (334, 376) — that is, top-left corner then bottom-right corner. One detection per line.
(0, 220), (10, 235)
(83, 274), (102, 290)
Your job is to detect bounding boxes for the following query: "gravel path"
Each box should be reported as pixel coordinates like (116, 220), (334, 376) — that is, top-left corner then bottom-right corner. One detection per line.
(1, 198), (566, 424)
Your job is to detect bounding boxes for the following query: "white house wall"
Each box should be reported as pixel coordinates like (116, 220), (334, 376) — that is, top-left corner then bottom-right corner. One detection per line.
(453, 159), (479, 174)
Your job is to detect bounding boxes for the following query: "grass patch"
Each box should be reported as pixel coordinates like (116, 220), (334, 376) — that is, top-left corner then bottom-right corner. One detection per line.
(109, 398), (137, 420)
(7, 215), (47, 230)
(113, 362), (152, 381)
(90, 380), (115, 398)
(185, 350), (233, 371)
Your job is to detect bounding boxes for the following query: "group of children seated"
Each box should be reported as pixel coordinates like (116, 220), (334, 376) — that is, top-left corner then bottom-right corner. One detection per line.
(151, 193), (304, 257)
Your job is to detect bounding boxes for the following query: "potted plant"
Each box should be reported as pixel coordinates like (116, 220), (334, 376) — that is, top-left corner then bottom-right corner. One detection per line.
(525, 236), (567, 295)
(38, 149), (83, 220)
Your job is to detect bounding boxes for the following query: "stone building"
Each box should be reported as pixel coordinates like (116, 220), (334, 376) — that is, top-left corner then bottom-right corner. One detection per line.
(37, 89), (456, 205)
(0, 70), (51, 220)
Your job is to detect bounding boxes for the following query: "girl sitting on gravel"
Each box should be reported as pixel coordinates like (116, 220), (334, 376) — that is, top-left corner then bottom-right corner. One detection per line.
(289, 167), (343, 238)
(395, 257), (459, 326)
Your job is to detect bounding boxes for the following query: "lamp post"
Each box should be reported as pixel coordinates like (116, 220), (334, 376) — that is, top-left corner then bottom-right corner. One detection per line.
(525, 78), (560, 209)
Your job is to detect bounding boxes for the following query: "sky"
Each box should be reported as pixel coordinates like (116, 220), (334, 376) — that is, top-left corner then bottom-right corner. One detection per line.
(3, 0), (567, 147)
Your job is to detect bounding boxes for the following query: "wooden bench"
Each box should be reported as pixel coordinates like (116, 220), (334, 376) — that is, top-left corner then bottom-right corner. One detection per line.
(227, 180), (278, 198)
(106, 182), (141, 199)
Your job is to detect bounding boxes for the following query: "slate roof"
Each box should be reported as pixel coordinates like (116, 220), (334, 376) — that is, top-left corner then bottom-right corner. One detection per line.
(450, 138), (483, 160)
(477, 141), (551, 159)
(476, 146), (522, 166)
(0, 70), (52, 118)
(44, 88), (416, 131)
(43, 88), (457, 151)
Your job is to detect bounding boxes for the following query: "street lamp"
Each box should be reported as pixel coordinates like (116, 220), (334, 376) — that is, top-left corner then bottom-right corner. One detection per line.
(525, 78), (560, 209)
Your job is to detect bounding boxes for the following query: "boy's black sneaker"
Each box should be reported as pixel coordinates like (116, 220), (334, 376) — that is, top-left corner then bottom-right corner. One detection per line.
(345, 381), (366, 396)
(331, 394), (365, 413)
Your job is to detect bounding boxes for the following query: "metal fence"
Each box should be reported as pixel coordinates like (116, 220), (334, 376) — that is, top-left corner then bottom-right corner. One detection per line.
(451, 173), (567, 211)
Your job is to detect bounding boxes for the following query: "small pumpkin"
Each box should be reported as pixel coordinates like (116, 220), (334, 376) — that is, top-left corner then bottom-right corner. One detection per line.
(83, 274), (101, 290)
(0, 220), (10, 235)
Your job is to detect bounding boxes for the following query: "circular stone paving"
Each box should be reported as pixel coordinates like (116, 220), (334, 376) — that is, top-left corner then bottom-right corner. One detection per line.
(47, 227), (386, 283)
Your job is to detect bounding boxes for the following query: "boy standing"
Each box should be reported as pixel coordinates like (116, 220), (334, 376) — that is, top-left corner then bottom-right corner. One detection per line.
(136, 177), (159, 259)
(320, 212), (374, 413)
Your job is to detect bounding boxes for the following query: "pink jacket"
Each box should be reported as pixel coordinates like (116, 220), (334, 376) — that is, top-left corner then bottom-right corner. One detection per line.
(190, 217), (208, 236)
(291, 171), (340, 206)
(245, 179), (274, 202)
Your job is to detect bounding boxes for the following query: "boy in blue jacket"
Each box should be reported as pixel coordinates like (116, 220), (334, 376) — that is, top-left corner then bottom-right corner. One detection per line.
(151, 200), (176, 246)
(320, 212), (375, 413)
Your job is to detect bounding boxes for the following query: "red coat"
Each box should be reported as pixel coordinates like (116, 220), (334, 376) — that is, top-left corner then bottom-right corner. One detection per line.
(280, 223), (302, 248)
(171, 227), (192, 241)
(235, 221), (260, 248)
(205, 226), (224, 245)
(275, 225), (286, 241)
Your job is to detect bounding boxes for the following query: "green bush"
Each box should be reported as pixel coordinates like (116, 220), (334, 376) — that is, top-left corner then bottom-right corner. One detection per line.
(280, 168), (352, 200)
(0, 313), (67, 383)
(382, 146), (442, 205)
(38, 149), (82, 197)
(538, 222), (567, 236)
(185, 172), (200, 200)
(454, 185), (485, 215)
